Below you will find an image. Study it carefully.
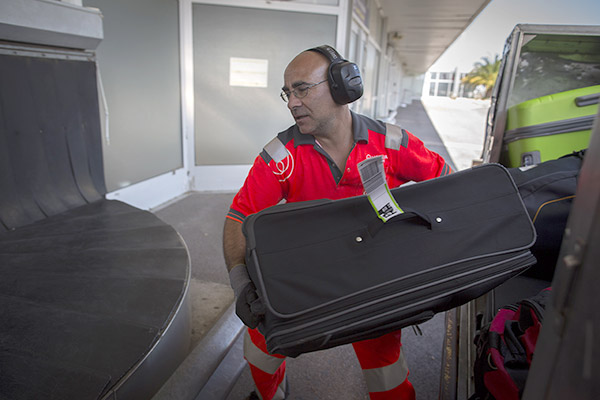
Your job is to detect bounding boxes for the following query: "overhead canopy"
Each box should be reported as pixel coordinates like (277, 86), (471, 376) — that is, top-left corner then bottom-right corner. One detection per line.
(380, 0), (492, 75)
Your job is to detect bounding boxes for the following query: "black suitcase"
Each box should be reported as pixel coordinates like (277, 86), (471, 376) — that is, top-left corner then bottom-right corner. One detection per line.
(508, 151), (584, 281)
(242, 164), (537, 357)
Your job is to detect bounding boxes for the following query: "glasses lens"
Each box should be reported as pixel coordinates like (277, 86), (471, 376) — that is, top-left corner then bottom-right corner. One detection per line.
(297, 86), (311, 99)
(280, 91), (289, 102)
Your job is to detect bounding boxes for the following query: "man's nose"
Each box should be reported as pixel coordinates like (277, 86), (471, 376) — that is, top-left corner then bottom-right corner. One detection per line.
(287, 93), (302, 110)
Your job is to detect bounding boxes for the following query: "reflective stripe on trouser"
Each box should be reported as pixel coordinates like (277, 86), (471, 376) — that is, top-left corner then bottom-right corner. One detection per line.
(245, 327), (414, 400)
(244, 328), (287, 400)
(352, 330), (416, 400)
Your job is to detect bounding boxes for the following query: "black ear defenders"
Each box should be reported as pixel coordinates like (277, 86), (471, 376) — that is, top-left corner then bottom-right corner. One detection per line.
(307, 45), (363, 105)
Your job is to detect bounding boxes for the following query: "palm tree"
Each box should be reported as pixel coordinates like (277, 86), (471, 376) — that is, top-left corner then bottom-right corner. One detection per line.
(462, 55), (501, 99)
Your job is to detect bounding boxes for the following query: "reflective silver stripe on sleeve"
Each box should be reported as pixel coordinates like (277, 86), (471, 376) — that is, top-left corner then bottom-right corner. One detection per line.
(243, 329), (285, 375)
(263, 137), (288, 164)
(384, 124), (409, 150)
(361, 346), (409, 393)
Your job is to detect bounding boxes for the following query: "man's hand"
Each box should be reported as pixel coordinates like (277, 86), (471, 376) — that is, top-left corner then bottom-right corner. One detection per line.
(229, 264), (265, 328)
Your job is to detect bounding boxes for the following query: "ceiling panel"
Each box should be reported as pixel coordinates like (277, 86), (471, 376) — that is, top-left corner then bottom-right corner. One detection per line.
(379, 0), (491, 75)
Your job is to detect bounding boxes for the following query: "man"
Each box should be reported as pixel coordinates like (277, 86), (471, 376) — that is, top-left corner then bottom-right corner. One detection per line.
(223, 45), (451, 400)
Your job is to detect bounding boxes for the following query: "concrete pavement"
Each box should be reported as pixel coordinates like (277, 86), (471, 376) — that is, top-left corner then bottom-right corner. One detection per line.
(420, 97), (490, 171)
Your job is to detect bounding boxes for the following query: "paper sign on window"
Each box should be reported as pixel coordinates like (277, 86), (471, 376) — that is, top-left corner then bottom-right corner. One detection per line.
(230, 57), (268, 88)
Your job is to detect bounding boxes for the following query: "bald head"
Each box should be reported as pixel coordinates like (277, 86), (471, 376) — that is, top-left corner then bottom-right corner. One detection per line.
(284, 50), (330, 89)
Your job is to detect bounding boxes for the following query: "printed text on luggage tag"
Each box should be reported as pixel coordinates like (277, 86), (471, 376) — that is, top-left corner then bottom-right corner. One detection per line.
(357, 156), (403, 222)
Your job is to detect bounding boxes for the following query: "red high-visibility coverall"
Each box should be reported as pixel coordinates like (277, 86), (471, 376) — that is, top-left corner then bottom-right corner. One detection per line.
(227, 111), (451, 399)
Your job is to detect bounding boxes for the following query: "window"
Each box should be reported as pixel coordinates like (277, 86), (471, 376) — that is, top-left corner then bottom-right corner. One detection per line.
(509, 33), (600, 107)
(437, 82), (449, 97)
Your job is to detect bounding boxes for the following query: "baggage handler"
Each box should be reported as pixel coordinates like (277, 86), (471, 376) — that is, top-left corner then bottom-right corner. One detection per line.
(223, 45), (452, 400)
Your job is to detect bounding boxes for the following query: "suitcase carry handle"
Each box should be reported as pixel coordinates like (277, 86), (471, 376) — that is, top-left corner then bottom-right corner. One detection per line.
(575, 92), (600, 107)
(367, 207), (432, 237)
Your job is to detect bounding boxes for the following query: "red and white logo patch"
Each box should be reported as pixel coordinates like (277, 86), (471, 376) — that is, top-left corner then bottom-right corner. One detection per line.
(272, 148), (294, 182)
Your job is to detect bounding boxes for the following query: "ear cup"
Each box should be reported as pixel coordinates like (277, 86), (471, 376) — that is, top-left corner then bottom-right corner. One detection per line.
(307, 45), (363, 105)
(329, 60), (363, 104)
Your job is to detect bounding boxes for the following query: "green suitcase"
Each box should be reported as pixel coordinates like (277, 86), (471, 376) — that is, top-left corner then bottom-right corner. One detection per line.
(501, 85), (599, 167)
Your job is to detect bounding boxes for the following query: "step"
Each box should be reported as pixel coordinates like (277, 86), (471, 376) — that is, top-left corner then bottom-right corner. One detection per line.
(152, 303), (245, 400)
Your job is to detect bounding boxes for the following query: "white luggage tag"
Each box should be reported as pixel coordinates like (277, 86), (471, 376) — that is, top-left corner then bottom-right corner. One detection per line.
(357, 155), (403, 222)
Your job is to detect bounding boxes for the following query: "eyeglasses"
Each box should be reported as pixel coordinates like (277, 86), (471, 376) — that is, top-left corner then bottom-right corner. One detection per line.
(280, 79), (328, 103)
